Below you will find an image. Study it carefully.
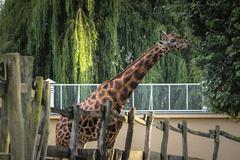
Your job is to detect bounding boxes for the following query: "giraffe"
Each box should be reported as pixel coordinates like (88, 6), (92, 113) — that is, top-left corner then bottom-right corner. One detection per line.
(55, 32), (188, 148)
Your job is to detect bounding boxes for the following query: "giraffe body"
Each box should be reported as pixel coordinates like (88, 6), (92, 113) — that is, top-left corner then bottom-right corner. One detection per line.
(56, 32), (188, 148)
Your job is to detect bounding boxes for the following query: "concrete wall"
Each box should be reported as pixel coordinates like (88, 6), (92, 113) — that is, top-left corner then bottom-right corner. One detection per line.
(49, 114), (240, 160)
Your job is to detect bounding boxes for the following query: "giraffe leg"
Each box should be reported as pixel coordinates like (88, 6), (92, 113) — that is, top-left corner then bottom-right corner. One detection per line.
(97, 133), (114, 148)
(97, 120), (123, 149)
(107, 119), (123, 148)
(106, 132), (118, 148)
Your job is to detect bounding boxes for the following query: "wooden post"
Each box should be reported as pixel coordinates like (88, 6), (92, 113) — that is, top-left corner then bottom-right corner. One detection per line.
(144, 112), (154, 160)
(0, 95), (9, 153)
(39, 81), (50, 160)
(182, 120), (188, 160)
(20, 56), (34, 160)
(0, 56), (7, 96)
(212, 125), (220, 160)
(99, 101), (111, 160)
(6, 53), (25, 160)
(33, 77), (44, 122)
(69, 105), (80, 160)
(161, 119), (169, 160)
(123, 107), (135, 160)
(0, 56), (8, 151)
(31, 77), (44, 159)
(32, 81), (50, 160)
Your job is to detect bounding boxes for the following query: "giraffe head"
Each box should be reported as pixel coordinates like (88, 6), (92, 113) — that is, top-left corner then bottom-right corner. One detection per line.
(159, 32), (188, 51)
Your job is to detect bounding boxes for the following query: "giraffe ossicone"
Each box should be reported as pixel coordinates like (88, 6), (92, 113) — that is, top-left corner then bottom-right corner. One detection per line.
(56, 32), (188, 148)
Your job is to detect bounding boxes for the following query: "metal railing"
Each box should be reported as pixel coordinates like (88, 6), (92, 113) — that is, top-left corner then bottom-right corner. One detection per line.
(52, 83), (207, 112)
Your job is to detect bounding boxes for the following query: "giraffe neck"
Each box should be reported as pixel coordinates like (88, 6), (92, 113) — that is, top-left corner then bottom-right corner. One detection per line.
(81, 43), (171, 112)
(108, 43), (169, 110)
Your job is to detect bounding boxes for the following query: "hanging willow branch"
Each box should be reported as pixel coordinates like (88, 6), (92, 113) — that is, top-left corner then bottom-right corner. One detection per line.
(74, 8), (97, 83)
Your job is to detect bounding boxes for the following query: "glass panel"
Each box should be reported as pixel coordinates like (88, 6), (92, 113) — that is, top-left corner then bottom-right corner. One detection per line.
(134, 85), (151, 110)
(53, 85), (60, 109)
(62, 86), (79, 109)
(188, 85), (202, 110)
(153, 85), (169, 110)
(79, 85), (98, 102)
(124, 95), (133, 110)
(170, 85), (186, 110)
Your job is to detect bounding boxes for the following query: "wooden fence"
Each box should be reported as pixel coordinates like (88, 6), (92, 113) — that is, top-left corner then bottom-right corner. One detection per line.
(132, 114), (240, 160)
(136, 115), (240, 160)
(50, 102), (131, 160)
(0, 53), (50, 160)
(50, 103), (240, 160)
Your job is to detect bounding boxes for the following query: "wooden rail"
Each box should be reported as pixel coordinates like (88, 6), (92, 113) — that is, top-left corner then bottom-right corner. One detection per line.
(153, 119), (240, 160)
(51, 106), (127, 122)
(219, 130), (240, 142)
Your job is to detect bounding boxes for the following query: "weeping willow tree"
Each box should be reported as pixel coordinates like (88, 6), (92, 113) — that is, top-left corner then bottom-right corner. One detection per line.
(73, 6), (97, 83)
(50, 0), (97, 83)
(0, 0), (201, 84)
(0, 0), (99, 83)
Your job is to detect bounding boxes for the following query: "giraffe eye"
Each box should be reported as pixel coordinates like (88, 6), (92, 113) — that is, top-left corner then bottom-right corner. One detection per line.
(170, 39), (176, 43)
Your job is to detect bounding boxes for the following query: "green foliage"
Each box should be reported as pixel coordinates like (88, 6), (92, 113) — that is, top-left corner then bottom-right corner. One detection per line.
(0, 0), (30, 53)
(190, 0), (240, 117)
(51, 0), (98, 83)
(27, 0), (51, 77)
(3, 0), (239, 116)
(0, 0), (201, 84)
(94, 0), (123, 82)
(73, 8), (97, 83)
